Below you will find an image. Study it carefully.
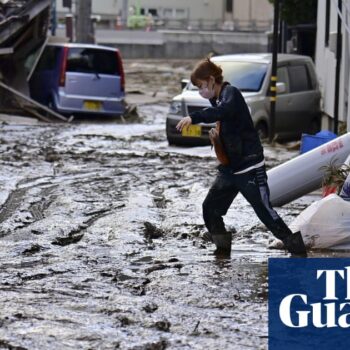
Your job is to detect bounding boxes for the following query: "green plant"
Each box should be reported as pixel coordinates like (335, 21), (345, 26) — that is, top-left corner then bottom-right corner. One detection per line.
(338, 121), (347, 136)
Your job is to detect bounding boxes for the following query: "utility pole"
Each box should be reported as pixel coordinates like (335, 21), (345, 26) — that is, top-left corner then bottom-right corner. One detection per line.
(269, 0), (280, 143)
(63, 0), (73, 41)
(122, 0), (128, 29)
(75, 0), (94, 43)
(333, 0), (342, 134)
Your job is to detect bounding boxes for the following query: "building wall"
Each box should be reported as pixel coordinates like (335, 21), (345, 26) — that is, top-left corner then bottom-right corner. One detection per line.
(56, 0), (273, 28)
(57, 0), (224, 20)
(125, 0), (224, 21)
(315, 0), (350, 130)
(94, 29), (268, 58)
(57, 0), (119, 14)
(232, 0), (273, 22)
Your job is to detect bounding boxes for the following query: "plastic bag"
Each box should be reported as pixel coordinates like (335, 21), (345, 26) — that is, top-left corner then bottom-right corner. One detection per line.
(290, 194), (350, 249)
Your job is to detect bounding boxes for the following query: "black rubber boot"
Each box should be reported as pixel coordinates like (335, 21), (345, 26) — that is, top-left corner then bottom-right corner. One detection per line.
(203, 232), (214, 243)
(203, 227), (236, 243)
(283, 231), (307, 258)
(212, 232), (232, 257)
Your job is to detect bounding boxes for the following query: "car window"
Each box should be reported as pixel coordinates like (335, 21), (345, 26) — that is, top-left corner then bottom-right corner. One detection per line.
(288, 65), (311, 93)
(67, 48), (120, 75)
(188, 61), (267, 92)
(36, 46), (61, 71)
(277, 66), (290, 92)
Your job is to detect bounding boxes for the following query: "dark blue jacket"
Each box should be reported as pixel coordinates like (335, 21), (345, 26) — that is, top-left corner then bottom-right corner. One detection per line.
(190, 83), (264, 172)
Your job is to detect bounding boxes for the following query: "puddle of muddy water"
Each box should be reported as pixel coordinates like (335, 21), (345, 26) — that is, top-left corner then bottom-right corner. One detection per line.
(0, 60), (334, 350)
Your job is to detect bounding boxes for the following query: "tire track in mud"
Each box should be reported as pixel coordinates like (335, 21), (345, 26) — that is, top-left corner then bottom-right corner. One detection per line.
(0, 162), (130, 235)
(0, 339), (27, 350)
(51, 203), (125, 247)
(0, 187), (27, 225)
(0, 182), (58, 235)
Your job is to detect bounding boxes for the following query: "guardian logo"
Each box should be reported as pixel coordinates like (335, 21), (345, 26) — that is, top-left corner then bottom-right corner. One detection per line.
(269, 258), (350, 350)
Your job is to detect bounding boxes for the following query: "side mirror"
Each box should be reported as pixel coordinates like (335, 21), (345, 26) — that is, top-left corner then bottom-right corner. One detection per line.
(276, 82), (286, 94)
(181, 79), (189, 90)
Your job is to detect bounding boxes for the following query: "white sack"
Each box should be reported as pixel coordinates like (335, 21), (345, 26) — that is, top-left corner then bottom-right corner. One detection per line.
(290, 194), (350, 249)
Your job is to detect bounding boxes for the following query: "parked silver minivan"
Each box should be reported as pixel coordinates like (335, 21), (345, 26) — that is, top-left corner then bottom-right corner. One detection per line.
(29, 43), (125, 117)
(166, 53), (321, 145)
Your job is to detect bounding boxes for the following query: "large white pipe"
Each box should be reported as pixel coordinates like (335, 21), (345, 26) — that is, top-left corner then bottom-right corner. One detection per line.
(268, 132), (350, 207)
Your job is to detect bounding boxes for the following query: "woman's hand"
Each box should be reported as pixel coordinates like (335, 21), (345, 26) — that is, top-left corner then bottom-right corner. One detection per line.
(176, 116), (192, 132)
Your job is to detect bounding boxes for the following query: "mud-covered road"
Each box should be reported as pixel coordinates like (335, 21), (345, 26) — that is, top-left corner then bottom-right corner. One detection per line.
(0, 60), (318, 350)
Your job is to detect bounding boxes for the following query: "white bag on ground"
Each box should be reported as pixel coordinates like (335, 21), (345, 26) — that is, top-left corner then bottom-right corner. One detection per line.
(290, 194), (350, 249)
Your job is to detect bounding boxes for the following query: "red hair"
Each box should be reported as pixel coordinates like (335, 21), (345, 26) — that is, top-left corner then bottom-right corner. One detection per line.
(190, 57), (223, 86)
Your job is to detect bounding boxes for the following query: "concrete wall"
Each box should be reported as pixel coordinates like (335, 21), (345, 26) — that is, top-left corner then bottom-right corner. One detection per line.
(315, 0), (350, 130)
(57, 0), (273, 26)
(124, 0), (224, 21)
(57, 0), (224, 20)
(94, 29), (268, 58)
(57, 0), (119, 15)
(233, 0), (273, 22)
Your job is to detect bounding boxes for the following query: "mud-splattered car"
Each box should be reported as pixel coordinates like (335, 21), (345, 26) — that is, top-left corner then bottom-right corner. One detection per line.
(166, 53), (321, 145)
(29, 43), (126, 117)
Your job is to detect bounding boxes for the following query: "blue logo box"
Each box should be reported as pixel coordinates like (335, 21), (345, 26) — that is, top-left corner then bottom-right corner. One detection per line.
(269, 258), (350, 350)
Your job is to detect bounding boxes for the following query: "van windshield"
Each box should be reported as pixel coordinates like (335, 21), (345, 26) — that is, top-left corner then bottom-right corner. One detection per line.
(67, 48), (119, 75)
(189, 61), (267, 92)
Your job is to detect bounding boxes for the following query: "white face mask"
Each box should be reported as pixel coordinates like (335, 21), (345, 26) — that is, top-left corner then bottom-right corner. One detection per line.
(199, 79), (215, 99)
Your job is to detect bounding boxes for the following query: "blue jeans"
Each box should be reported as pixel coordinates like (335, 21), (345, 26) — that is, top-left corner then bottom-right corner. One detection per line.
(203, 166), (292, 241)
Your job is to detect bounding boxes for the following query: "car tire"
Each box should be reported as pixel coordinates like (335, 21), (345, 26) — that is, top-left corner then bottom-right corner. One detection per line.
(47, 97), (57, 113)
(256, 121), (269, 140)
(43, 97), (58, 120)
(167, 135), (176, 146)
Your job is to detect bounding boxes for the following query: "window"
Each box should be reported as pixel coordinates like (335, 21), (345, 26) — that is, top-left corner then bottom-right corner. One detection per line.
(226, 0), (233, 13)
(221, 61), (267, 92)
(142, 8), (158, 16)
(288, 65), (311, 93)
(67, 48), (120, 76)
(163, 8), (173, 18)
(175, 9), (186, 19)
(189, 61), (267, 92)
(36, 46), (60, 71)
(148, 9), (158, 17)
(325, 0), (330, 46)
(277, 66), (290, 92)
(62, 0), (72, 8)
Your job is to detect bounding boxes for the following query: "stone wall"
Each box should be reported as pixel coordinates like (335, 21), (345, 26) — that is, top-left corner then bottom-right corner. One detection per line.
(94, 29), (269, 58)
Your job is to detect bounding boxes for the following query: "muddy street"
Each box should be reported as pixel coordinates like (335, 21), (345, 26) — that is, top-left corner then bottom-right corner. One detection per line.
(0, 61), (316, 350)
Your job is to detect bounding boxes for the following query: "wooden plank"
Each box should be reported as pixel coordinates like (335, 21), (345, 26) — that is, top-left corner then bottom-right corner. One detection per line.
(0, 81), (71, 122)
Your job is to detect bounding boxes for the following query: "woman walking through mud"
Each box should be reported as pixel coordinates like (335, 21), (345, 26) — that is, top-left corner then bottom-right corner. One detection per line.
(176, 58), (307, 257)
